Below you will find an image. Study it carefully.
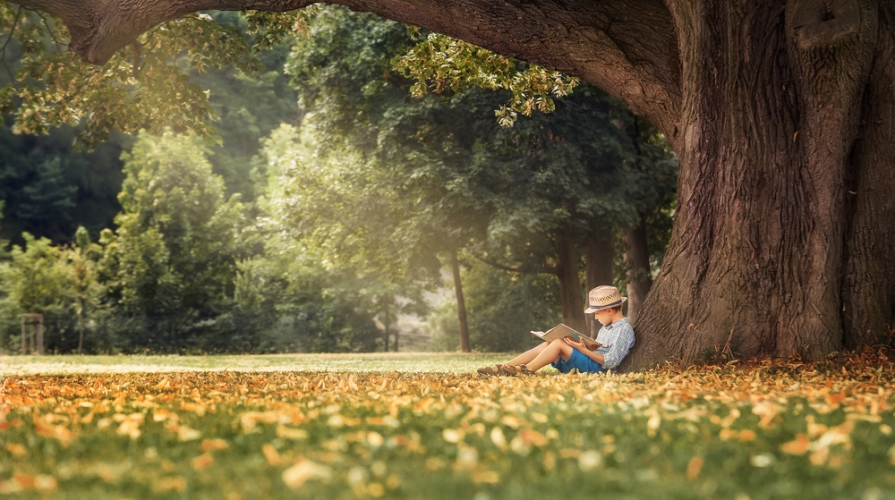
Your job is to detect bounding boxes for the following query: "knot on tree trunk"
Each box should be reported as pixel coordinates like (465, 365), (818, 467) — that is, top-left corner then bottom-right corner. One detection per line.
(789, 0), (863, 49)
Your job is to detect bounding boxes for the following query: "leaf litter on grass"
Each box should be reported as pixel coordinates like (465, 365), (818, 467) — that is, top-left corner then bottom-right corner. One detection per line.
(1, 347), (895, 498)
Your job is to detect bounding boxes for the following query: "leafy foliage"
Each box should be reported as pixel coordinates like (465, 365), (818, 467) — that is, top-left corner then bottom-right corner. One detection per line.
(1, 349), (894, 497)
(281, 6), (676, 341)
(0, 5), (314, 148)
(0, 122), (129, 246)
(394, 32), (580, 127)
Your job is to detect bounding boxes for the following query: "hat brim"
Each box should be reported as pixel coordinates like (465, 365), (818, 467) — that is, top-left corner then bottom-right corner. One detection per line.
(584, 297), (627, 313)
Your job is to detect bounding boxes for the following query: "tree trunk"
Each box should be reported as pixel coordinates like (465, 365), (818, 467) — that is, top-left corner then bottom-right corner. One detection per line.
(554, 229), (587, 332)
(382, 296), (390, 352)
(841, 5), (895, 349)
(624, 214), (652, 326)
(584, 235), (614, 337)
(625, 0), (882, 370)
(450, 250), (472, 352)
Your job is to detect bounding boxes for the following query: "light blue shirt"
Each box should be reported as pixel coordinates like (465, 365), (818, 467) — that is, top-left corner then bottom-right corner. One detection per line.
(594, 318), (635, 369)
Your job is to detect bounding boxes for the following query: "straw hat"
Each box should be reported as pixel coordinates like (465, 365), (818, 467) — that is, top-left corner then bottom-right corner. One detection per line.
(584, 285), (627, 313)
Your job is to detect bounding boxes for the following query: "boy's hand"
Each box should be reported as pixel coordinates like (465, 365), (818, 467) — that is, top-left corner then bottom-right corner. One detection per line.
(563, 337), (591, 351)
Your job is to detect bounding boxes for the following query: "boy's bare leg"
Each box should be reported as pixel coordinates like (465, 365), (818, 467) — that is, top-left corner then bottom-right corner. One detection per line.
(524, 339), (574, 372)
(503, 343), (549, 367)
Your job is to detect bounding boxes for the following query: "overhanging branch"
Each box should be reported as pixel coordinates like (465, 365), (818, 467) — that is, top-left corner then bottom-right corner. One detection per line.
(6, 0), (682, 140)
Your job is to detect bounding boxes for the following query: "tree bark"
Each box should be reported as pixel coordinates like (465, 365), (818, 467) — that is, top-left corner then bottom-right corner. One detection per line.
(584, 235), (614, 337)
(554, 229), (587, 333)
(624, 214), (652, 326)
(450, 250), (471, 353)
(14, 0), (895, 368)
(841, 5), (895, 349)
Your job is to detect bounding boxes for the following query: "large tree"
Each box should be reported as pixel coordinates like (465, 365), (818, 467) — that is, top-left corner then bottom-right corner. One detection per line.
(7, 0), (895, 369)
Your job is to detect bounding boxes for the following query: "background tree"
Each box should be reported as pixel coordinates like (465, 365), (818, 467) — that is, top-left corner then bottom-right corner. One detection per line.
(67, 226), (102, 353)
(98, 131), (248, 352)
(0, 232), (76, 352)
(0, 123), (129, 246)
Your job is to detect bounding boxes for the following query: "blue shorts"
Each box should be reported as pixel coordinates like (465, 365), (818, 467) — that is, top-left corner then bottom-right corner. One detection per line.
(551, 349), (606, 374)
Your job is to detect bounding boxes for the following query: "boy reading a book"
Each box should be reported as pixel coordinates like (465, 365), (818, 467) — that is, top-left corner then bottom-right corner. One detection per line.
(477, 285), (635, 375)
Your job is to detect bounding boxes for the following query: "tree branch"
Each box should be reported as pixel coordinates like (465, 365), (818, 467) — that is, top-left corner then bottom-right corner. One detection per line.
(6, 0), (682, 141)
(471, 254), (558, 276)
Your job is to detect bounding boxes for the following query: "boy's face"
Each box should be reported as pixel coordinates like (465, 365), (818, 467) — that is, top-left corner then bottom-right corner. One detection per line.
(594, 309), (615, 326)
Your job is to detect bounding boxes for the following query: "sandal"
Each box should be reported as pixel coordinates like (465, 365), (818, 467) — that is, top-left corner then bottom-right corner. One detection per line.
(477, 364), (503, 376)
(500, 364), (535, 376)
(499, 365), (521, 376)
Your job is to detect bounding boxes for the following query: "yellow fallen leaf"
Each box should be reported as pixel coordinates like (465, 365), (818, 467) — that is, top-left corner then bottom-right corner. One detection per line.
(578, 450), (602, 471)
(34, 422), (74, 446)
(240, 411), (283, 432)
(202, 438), (229, 452)
(263, 443), (284, 466)
(519, 429), (548, 447)
(4, 443), (27, 456)
(442, 428), (463, 443)
(282, 459), (332, 489)
(781, 434), (810, 455)
(647, 412), (661, 436)
(472, 470), (500, 484)
(177, 425), (202, 442)
(191, 453), (214, 470)
(276, 426), (308, 440)
(687, 456), (704, 480)
(499, 415), (523, 429)
(490, 427), (507, 450)
(0, 473), (57, 493)
(153, 477), (187, 492)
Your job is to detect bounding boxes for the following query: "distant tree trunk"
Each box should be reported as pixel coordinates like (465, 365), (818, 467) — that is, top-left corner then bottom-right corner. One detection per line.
(383, 296), (390, 352)
(624, 214), (652, 326)
(554, 229), (587, 332)
(451, 250), (472, 352)
(77, 319), (85, 354)
(393, 298), (399, 352)
(585, 235), (614, 337)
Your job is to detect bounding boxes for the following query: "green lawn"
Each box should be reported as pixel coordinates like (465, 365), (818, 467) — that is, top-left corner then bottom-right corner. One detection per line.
(0, 352), (510, 376)
(1, 351), (894, 499)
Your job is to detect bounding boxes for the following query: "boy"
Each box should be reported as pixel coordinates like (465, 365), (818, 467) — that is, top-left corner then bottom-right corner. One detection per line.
(477, 285), (635, 375)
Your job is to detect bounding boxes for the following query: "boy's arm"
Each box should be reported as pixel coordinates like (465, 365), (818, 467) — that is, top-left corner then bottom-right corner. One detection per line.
(563, 338), (605, 365)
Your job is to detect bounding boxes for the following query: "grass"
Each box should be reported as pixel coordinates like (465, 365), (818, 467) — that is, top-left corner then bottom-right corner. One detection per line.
(0, 352), (510, 376)
(1, 350), (894, 499)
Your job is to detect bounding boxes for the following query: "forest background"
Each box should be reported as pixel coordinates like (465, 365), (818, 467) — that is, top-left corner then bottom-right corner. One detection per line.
(0, 8), (677, 356)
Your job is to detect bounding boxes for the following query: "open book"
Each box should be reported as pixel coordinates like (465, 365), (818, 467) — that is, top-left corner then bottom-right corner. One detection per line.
(531, 323), (601, 350)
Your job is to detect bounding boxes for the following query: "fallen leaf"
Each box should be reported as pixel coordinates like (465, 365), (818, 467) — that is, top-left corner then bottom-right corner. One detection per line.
(282, 459), (332, 489)
(202, 438), (229, 452)
(276, 425), (308, 440)
(781, 434), (810, 455)
(687, 456), (704, 480)
(191, 453), (214, 469)
(4, 443), (27, 456)
(177, 425), (202, 442)
(263, 443), (284, 466)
